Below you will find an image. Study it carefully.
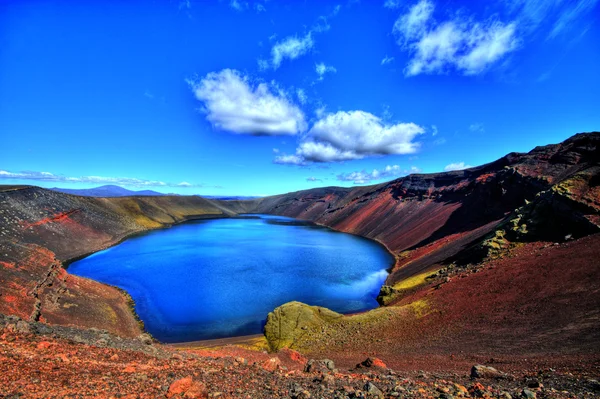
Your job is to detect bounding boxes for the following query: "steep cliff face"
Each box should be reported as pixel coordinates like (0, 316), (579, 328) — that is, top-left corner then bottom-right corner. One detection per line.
(252, 132), (600, 285)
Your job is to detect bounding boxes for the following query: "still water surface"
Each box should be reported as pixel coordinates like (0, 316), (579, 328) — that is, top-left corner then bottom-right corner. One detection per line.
(69, 215), (393, 342)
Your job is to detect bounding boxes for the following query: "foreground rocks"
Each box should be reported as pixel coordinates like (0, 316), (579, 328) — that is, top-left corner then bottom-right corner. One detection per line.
(1, 317), (599, 398)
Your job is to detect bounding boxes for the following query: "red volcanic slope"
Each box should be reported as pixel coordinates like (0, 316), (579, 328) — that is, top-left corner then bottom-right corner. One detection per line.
(252, 132), (600, 284)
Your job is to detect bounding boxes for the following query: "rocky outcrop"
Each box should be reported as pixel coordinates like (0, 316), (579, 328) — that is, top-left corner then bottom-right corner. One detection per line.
(264, 302), (343, 351)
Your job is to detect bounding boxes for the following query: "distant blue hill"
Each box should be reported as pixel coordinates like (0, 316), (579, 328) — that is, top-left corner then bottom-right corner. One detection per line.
(201, 195), (261, 201)
(50, 185), (167, 197)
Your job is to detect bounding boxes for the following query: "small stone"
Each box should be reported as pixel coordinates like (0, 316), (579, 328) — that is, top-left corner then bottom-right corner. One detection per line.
(364, 382), (384, 398)
(167, 377), (208, 399)
(37, 341), (52, 349)
(260, 357), (281, 372)
(357, 357), (387, 369)
(109, 354), (119, 361)
(304, 359), (335, 373)
(471, 364), (506, 379)
(521, 389), (536, 399)
(138, 333), (153, 345)
(15, 320), (31, 334)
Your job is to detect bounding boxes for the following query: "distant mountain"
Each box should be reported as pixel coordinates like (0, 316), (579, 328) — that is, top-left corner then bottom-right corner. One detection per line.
(201, 195), (261, 201)
(50, 185), (167, 197)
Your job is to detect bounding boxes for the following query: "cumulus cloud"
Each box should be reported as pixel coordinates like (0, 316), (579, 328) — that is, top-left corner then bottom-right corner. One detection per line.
(444, 162), (473, 171)
(393, 0), (435, 46)
(337, 165), (422, 184)
(273, 154), (306, 166)
(275, 110), (425, 164)
(270, 32), (314, 69)
(187, 69), (306, 136)
(315, 62), (337, 81)
(394, 0), (519, 76)
(0, 170), (206, 188)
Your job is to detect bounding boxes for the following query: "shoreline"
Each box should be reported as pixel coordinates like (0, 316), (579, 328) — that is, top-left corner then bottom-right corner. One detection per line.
(62, 211), (398, 346)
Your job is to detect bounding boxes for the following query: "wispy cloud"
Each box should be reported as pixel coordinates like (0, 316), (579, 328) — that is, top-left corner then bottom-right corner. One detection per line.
(274, 110), (424, 164)
(315, 62), (337, 81)
(444, 162), (472, 171)
(270, 32), (314, 69)
(229, 0), (248, 12)
(306, 176), (323, 182)
(394, 0), (519, 76)
(509, 0), (599, 39)
(296, 88), (308, 104)
(187, 69), (306, 136)
(0, 170), (208, 188)
(383, 0), (401, 9)
(381, 55), (395, 65)
(469, 123), (485, 133)
(337, 165), (422, 184)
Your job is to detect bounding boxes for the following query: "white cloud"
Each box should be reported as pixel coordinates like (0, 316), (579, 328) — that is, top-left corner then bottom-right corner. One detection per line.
(381, 55), (395, 65)
(178, 0), (191, 10)
(257, 59), (270, 71)
(384, 0), (401, 9)
(306, 176), (323, 182)
(394, 0), (519, 76)
(0, 170), (206, 188)
(254, 3), (266, 13)
(548, 0), (598, 39)
(187, 69), (306, 136)
(444, 162), (473, 171)
(230, 0), (248, 12)
(337, 165), (422, 184)
(275, 110), (425, 164)
(508, 0), (599, 39)
(272, 148), (280, 154)
(297, 141), (362, 163)
(469, 123), (484, 133)
(431, 124), (438, 136)
(393, 0), (434, 46)
(296, 88), (308, 104)
(315, 62), (337, 81)
(273, 154), (306, 165)
(271, 32), (314, 69)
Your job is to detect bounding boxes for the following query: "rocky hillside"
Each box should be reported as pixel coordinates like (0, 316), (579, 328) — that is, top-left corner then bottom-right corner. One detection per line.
(0, 132), (599, 392)
(251, 132), (600, 285)
(0, 187), (244, 337)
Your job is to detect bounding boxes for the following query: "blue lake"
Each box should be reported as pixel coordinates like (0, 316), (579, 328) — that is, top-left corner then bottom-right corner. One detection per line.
(68, 215), (393, 343)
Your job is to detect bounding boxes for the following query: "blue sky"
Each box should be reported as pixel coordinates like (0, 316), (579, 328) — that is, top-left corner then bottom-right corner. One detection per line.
(0, 0), (598, 196)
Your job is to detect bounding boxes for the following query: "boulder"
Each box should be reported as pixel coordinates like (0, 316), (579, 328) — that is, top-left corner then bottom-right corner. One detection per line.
(470, 364), (508, 379)
(304, 359), (336, 373)
(264, 301), (342, 351)
(364, 382), (384, 398)
(357, 357), (387, 369)
(167, 377), (208, 399)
